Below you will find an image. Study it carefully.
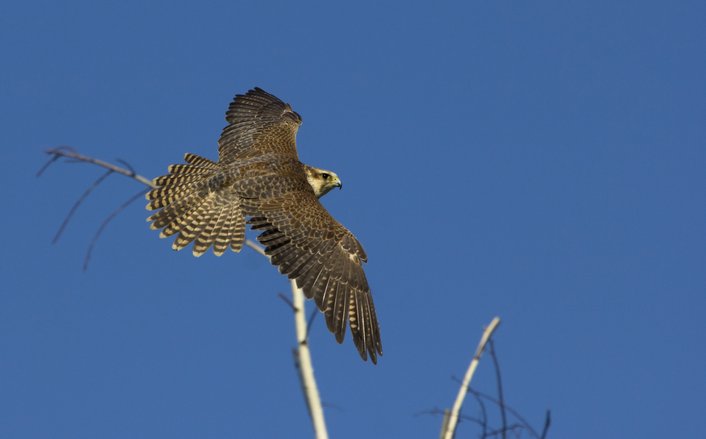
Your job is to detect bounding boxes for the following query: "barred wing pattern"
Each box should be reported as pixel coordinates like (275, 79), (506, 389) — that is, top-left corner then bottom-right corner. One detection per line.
(148, 87), (382, 362)
(146, 153), (246, 256)
(218, 87), (302, 163)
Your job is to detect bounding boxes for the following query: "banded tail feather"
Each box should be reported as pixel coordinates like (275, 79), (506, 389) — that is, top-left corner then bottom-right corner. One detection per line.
(146, 153), (245, 256)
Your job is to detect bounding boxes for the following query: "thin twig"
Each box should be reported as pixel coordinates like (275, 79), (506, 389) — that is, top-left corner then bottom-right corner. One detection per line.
(277, 293), (297, 312)
(486, 424), (524, 438)
(115, 158), (135, 174)
(83, 189), (148, 271)
(539, 410), (551, 439)
(440, 316), (501, 439)
(471, 389), (489, 438)
(488, 340), (508, 439)
(36, 146), (72, 177)
(305, 308), (318, 341)
(52, 170), (113, 244)
(461, 386), (541, 439)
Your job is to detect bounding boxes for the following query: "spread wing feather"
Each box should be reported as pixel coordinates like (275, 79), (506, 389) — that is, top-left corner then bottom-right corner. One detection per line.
(146, 154), (245, 256)
(218, 87), (302, 163)
(251, 190), (383, 363)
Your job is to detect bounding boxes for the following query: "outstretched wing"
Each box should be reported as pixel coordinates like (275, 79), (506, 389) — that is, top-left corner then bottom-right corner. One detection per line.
(218, 87), (302, 163)
(249, 189), (383, 363)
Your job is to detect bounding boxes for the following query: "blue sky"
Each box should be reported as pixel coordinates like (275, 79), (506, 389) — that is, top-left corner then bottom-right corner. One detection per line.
(1, 1), (705, 438)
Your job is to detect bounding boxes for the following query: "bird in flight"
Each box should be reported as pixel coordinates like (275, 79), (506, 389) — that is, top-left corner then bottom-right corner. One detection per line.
(145, 87), (382, 363)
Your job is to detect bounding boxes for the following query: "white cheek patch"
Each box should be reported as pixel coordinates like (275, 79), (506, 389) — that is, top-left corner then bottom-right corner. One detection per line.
(305, 175), (325, 197)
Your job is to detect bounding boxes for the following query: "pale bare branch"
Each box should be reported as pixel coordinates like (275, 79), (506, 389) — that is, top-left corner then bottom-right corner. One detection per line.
(440, 316), (501, 439)
(291, 279), (329, 439)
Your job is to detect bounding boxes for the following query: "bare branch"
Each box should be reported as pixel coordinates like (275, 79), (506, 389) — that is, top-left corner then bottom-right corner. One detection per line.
(43, 148), (155, 187)
(291, 279), (329, 439)
(440, 316), (501, 439)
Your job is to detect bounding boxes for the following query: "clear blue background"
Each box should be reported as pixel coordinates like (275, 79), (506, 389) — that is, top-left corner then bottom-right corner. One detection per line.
(2, 1), (704, 438)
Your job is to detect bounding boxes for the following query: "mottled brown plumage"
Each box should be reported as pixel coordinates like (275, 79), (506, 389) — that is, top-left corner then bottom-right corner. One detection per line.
(146, 87), (382, 363)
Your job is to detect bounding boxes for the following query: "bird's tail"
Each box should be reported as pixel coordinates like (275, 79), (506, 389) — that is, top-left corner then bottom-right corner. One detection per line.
(146, 153), (245, 256)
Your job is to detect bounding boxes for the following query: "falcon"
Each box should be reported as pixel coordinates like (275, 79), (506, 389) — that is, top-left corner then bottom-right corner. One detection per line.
(145, 87), (382, 363)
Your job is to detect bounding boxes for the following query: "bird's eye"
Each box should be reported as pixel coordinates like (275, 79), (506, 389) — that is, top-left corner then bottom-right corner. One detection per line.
(321, 173), (330, 180)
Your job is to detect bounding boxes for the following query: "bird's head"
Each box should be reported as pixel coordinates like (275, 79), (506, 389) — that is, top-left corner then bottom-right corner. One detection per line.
(304, 166), (342, 198)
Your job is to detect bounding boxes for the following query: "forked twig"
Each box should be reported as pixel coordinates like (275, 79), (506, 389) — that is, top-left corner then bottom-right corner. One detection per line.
(459, 385), (542, 439)
(437, 381), (540, 439)
(43, 147), (154, 187)
(36, 146), (71, 177)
